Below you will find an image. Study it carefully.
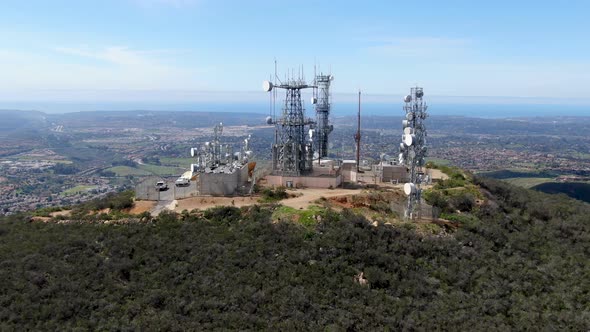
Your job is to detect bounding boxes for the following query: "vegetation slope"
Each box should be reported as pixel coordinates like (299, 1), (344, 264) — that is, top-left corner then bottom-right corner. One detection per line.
(0, 176), (589, 330)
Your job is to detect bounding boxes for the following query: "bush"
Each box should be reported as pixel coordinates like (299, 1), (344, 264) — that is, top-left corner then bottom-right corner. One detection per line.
(260, 186), (289, 202)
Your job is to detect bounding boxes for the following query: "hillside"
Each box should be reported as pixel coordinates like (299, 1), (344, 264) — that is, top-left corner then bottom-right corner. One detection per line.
(532, 182), (590, 203)
(0, 178), (589, 330)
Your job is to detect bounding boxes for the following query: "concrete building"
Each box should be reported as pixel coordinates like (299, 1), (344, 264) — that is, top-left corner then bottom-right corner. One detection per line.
(265, 159), (342, 188)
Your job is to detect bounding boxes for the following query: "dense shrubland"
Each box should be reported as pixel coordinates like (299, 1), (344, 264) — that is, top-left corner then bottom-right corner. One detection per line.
(0, 178), (589, 330)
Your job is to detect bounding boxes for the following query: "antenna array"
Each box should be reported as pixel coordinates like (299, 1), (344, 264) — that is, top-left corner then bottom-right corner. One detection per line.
(399, 87), (428, 220)
(263, 68), (316, 176)
(312, 73), (334, 160)
(189, 122), (253, 174)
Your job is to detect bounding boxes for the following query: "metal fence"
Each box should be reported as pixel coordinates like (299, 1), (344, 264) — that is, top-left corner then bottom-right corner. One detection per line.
(390, 199), (438, 221)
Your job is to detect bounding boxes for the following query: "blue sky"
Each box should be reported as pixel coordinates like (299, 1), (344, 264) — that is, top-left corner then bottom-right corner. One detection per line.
(0, 0), (589, 106)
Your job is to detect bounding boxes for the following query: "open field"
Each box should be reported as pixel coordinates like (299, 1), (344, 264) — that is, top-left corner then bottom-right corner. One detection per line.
(159, 157), (195, 168)
(503, 177), (554, 189)
(138, 164), (184, 176)
(61, 185), (98, 196)
(105, 166), (152, 176)
(107, 164), (184, 177)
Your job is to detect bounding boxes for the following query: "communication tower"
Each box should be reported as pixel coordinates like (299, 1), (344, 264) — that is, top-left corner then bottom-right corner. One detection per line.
(354, 90), (361, 172)
(311, 73), (334, 160)
(189, 122), (253, 174)
(399, 87), (428, 220)
(263, 73), (316, 176)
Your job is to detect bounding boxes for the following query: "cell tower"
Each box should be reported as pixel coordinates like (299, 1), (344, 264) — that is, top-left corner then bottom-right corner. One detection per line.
(399, 87), (428, 220)
(263, 74), (316, 176)
(311, 73), (334, 160)
(354, 90), (361, 172)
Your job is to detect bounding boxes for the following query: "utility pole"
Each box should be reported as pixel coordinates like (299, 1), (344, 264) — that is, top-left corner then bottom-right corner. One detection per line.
(354, 90), (361, 173)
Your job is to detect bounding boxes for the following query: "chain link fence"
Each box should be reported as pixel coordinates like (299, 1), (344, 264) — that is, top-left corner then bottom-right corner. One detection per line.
(390, 199), (438, 221)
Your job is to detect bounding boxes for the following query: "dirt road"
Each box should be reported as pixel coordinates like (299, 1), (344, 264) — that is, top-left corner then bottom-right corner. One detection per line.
(279, 188), (363, 209)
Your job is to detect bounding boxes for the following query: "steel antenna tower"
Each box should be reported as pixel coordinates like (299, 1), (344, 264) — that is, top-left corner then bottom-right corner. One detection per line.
(399, 87), (428, 220)
(312, 72), (334, 161)
(263, 70), (316, 176)
(354, 90), (361, 172)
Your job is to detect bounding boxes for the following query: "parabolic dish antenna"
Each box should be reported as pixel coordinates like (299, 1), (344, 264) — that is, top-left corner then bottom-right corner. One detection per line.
(404, 134), (415, 146)
(404, 183), (416, 196)
(265, 116), (273, 125)
(416, 90), (424, 98)
(262, 80), (273, 92)
(191, 147), (196, 157)
(404, 95), (412, 103)
(403, 127), (412, 135)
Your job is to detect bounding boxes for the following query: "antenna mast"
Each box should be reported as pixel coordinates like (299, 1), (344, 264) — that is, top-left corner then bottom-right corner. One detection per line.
(354, 90), (361, 173)
(312, 71), (334, 162)
(399, 87), (429, 220)
(262, 67), (316, 176)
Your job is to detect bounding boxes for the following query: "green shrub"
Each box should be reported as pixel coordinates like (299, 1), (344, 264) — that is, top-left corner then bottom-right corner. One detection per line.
(260, 186), (289, 202)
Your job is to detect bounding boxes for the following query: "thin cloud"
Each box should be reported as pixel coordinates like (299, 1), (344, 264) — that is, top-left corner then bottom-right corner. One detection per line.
(365, 37), (470, 57)
(131, 0), (200, 8)
(0, 47), (210, 91)
(54, 46), (153, 66)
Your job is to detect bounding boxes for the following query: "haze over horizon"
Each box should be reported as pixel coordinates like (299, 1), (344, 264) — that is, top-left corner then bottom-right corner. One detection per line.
(1, 0), (589, 114)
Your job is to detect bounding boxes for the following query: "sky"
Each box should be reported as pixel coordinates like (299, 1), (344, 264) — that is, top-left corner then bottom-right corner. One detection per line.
(0, 0), (589, 110)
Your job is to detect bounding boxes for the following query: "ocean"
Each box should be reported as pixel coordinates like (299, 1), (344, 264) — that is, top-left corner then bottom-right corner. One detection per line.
(0, 101), (588, 118)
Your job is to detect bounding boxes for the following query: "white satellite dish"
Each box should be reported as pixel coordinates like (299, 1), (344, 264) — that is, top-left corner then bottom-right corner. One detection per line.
(399, 142), (405, 150)
(403, 127), (412, 135)
(404, 183), (416, 196)
(190, 147), (196, 157)
(404, 95), (412, 103)
(263, 80), (273, 92)
(406, 112), (414, 120)
(402, 119), (411, 127)
(404, 134), (415, 146)
(416, 90), (424, 98)
(265, 116), (273, 125)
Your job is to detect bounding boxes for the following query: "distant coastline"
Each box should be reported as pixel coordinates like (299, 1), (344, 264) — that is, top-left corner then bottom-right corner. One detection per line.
(0, 101), (588, 118)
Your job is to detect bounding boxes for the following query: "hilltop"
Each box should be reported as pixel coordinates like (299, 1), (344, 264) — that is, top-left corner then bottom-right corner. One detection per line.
(0, 170), (589, 330)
